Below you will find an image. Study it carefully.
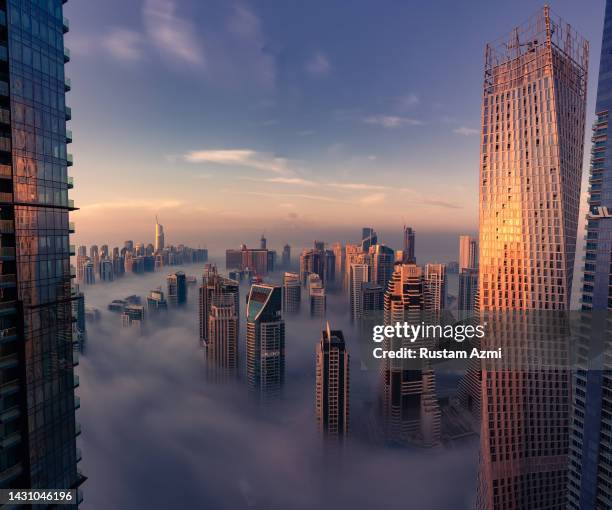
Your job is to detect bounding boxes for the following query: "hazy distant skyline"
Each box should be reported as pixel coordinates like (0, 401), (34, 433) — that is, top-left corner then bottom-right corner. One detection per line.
(66, 0), (604, 251)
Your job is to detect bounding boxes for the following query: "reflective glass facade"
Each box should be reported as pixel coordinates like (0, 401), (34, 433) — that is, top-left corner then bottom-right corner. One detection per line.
(0, 0), (82, 498)
(477, 7), (588, 509)
(569, 0), (612, 508)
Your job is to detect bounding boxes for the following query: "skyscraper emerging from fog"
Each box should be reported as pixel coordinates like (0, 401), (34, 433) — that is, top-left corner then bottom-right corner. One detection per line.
(315, 324), (349, 442)
(477, 7), (588, 509)
(246, 284), (285, 402)
(369, 244), (394, 290)
(167, 271), (187, 307)
(199, 265), (239, 345)
(155, 216), (165, 252)
(0, 3), (84, 488)
(282, 243), (291, 268)
(299, 242), (335, 287)
(282, 272), (301, 314)
(349, 263), (370, 322)
(207, 294), (239, 380)
(381, 264), (440, 447)
(308, 274), (326, 318)
(147, 288), (168, 314)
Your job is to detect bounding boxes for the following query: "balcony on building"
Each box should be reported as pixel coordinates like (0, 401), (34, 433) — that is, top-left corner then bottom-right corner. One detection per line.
(0, 301), (16, 317)
(64, 77), (71, 92)
(65, 106), (72, 121)
(0, 326), (17, 344)
(66, 129), (72, 143)
(0, 220), (14, 234)
(63, 17), (69, 34)
(0, 274), (16, 289)
(67, 176), (74, 189)
(67, 153), (73, 166)
(64, 47), (70, 63)
(0, 247), (15, 261)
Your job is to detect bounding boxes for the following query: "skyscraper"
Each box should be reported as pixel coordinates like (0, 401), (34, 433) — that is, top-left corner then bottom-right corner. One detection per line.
(381, 263), (440, 447)
(282, 272), (301, 314)
(225, 244), (270, 275)
(458, 268), (478, 316)
(369, 244), (395, 290)
(207, 293), (239, 381)
(568, 0), (612, 507)
(361, 282), (384, 319)
(167, 271), (187, 307)
(402, 225), (416, 264)
(308, 274), (326, 318)
(315, 324), (349, 442)
(0, 0), (84, 489)
(246, 284), (285, 402)
(121, 304), (146, 331)
(479, 7), (587, 312)
(84, 260), (95, 285)
(146, 288), (168, 315)
(360, 227), (377, 252)
(154, 217), (165, 253)
(477, 7), (588, 509)
(299, 242), (335, 287)
(100, 258), (114, 282)
(424, 263), (447, 312)
(458, 235), (477, 271)
(199, 265), (239, 345)
(332, 242), (345, 290)
(349, 263), (370, 322)
(282, 243), (291, 268)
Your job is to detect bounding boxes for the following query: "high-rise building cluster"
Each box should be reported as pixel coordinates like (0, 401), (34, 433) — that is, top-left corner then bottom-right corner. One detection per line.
(26, 0), (612, 504)
(74, 219), (208, 287)
(226, 242), (276, 276)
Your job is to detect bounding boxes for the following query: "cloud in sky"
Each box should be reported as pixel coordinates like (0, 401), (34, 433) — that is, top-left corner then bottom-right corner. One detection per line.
(143, 0), (205, 66)
(363, 115), (423, 128)
(100, 28), (145, 62)
(183, 149), (289, 174)
(240, 190), (342, 203)
(80, 198), (184, 212)
(453, 126), (479, 136)
(305, 51), (332, 75)
(222, 3), (276, 88)
(397, 93), (420, 110)
(359, 192), (386, 205)
(422, 198), (462, 209)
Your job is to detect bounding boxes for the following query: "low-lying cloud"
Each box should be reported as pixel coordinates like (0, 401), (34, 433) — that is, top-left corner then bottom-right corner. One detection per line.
(77, 265), (477, 509)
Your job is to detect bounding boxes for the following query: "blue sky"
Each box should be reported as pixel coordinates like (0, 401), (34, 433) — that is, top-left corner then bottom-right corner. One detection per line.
(66, 0), (605, 256)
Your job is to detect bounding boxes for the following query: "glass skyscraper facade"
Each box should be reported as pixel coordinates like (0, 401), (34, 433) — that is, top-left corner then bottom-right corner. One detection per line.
(246, 284), (285, 402)
(569, 0), (612, 508)
(0, 0), (82, 499)
(477, 7), (587, 508)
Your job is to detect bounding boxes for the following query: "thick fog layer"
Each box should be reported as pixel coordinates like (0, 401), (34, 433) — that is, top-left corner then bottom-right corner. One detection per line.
(77, 263), (477, 509)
